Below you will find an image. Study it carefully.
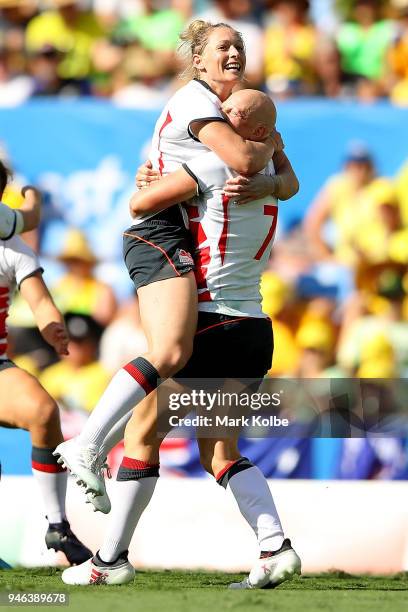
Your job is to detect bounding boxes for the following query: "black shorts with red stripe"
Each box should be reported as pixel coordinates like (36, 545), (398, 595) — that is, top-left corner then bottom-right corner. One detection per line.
(175, 312), (273, 380)
(123, 206), (195, 292)
(0, 359), (16, 373)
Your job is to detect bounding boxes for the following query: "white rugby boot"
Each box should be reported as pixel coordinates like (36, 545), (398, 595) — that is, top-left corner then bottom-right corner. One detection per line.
(62, 551), (135, 586)
(53, 439), (107, 497)
(85, 489), (111, 514)
(229, 539), (301, 589)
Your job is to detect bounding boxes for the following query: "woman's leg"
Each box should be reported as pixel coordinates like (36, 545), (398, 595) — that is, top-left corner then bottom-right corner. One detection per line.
(137, 273), (198, 377)
(198, 437), (300, 588)
(0, 367), (91, 564)
(97, 391), (162, 562)
(76, 273), (197, 452)
(60, 390), (171, 581)
(198, 437), (284, 552)
(0, 367), (66, 522)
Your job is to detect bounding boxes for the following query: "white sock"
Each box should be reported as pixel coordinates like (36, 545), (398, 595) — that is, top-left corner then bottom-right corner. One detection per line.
(79, 358), (158, 449)
(98, 459), (158, 562)
(32, 469), (68, 524)
(99, 410), (132, 459)
(221, 462), (284, 552)
(32, 446), (68, 524)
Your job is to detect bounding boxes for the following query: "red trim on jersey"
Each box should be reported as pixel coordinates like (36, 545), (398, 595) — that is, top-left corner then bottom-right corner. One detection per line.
(0, 296), (9, 309)
(0, 287), (8, 295)
(215, 459), (240, 482)
(219, 195), (230, 265)
(254, 205), (278, 261)
(188, 205), (212, 298)
(32, 461), (66, 473)
(123, 362), (154, 394)
(121, 457), (159, 470)
(158, 111), (173, 175)
(198, 289), (212, 302)
(0, 311), (7, 336)
(196, 316), (251, 336)
(123, 232), (181, 278)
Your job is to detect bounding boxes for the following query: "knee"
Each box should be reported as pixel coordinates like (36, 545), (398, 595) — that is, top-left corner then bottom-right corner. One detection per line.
(151, 341), (193, 378)
(25, 394), (59, 430)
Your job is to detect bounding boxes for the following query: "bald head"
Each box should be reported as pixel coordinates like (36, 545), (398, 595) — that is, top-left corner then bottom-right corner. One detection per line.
(221, 89), (277, 141)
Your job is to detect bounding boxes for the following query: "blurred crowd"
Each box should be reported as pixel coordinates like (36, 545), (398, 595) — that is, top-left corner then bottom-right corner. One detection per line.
(263, 141), (408, 382)
(1, 0), (408, 107)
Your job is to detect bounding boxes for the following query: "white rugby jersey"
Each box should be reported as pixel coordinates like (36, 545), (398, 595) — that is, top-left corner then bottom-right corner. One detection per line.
(184, 152), (278, 318)
(133, 79), (226, 225)
(0, 234), (42, 359)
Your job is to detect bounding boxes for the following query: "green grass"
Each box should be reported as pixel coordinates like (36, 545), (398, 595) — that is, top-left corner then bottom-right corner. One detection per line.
(0, 569), (407, 612)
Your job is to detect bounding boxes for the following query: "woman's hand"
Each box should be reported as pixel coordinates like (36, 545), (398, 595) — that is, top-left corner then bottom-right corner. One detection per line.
(135, 160), (160, 189)
(41, 321), (69, 356)
(223, 173), (279, 205)
(269, 129), (284, 153)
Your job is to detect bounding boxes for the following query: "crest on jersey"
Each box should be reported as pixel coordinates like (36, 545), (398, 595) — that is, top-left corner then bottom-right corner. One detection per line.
(177, 249), (194, 266)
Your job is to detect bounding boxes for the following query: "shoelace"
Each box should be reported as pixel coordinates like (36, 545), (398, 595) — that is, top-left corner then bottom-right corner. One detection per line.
(102, 461), (112, 479)
(80, 447), (112, 480)
(81, 447), (103, 477)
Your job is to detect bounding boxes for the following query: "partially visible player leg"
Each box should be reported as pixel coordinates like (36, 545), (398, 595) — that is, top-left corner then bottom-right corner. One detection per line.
(198, 436), (300, 588)
(54, 273), (197, 497)
(190, 315), (300, 588)
(61, 391), (162, 585)
(0, 365), (91, 565)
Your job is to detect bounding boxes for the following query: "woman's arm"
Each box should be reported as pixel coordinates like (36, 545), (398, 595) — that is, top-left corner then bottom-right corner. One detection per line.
(303, 185), (333, 259)
(193, 120), (275, 175)
(130, 168), (197, 217)
(222, 151), (299, 204)
(270, 151), (299, 200)
(20, 272), (69, 356)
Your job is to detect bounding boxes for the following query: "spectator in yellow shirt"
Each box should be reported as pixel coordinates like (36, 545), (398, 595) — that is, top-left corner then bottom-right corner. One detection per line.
(25, 0), (105, 83)
(264, 0), (318, 97)
(40, 312), (111, 414)
(305, 143), (387, 266)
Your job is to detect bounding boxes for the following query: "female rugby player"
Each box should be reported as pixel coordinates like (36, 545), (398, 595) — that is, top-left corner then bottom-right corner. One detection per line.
(0, 161), (91, 565)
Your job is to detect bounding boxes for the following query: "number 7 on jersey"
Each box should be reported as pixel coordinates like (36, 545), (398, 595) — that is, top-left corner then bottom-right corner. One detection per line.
(254, 205), (278, 261)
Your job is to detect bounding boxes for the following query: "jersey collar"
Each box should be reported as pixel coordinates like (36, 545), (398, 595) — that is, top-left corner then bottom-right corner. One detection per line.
(193, 78), (218, 97)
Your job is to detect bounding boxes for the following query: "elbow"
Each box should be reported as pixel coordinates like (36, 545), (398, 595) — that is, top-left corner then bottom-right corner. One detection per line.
(246, 157), (267, 176)
(231, 152), (258, 176)
(129, 202), (137, 219)
(292, 177), (300, 197)
(129, 194), (144, 218)
(129, 204), (143, 218)
(280, 177), (300, 201)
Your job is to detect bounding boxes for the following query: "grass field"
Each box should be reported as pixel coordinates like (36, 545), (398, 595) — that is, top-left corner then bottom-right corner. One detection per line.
(1, 569), (407, 612)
